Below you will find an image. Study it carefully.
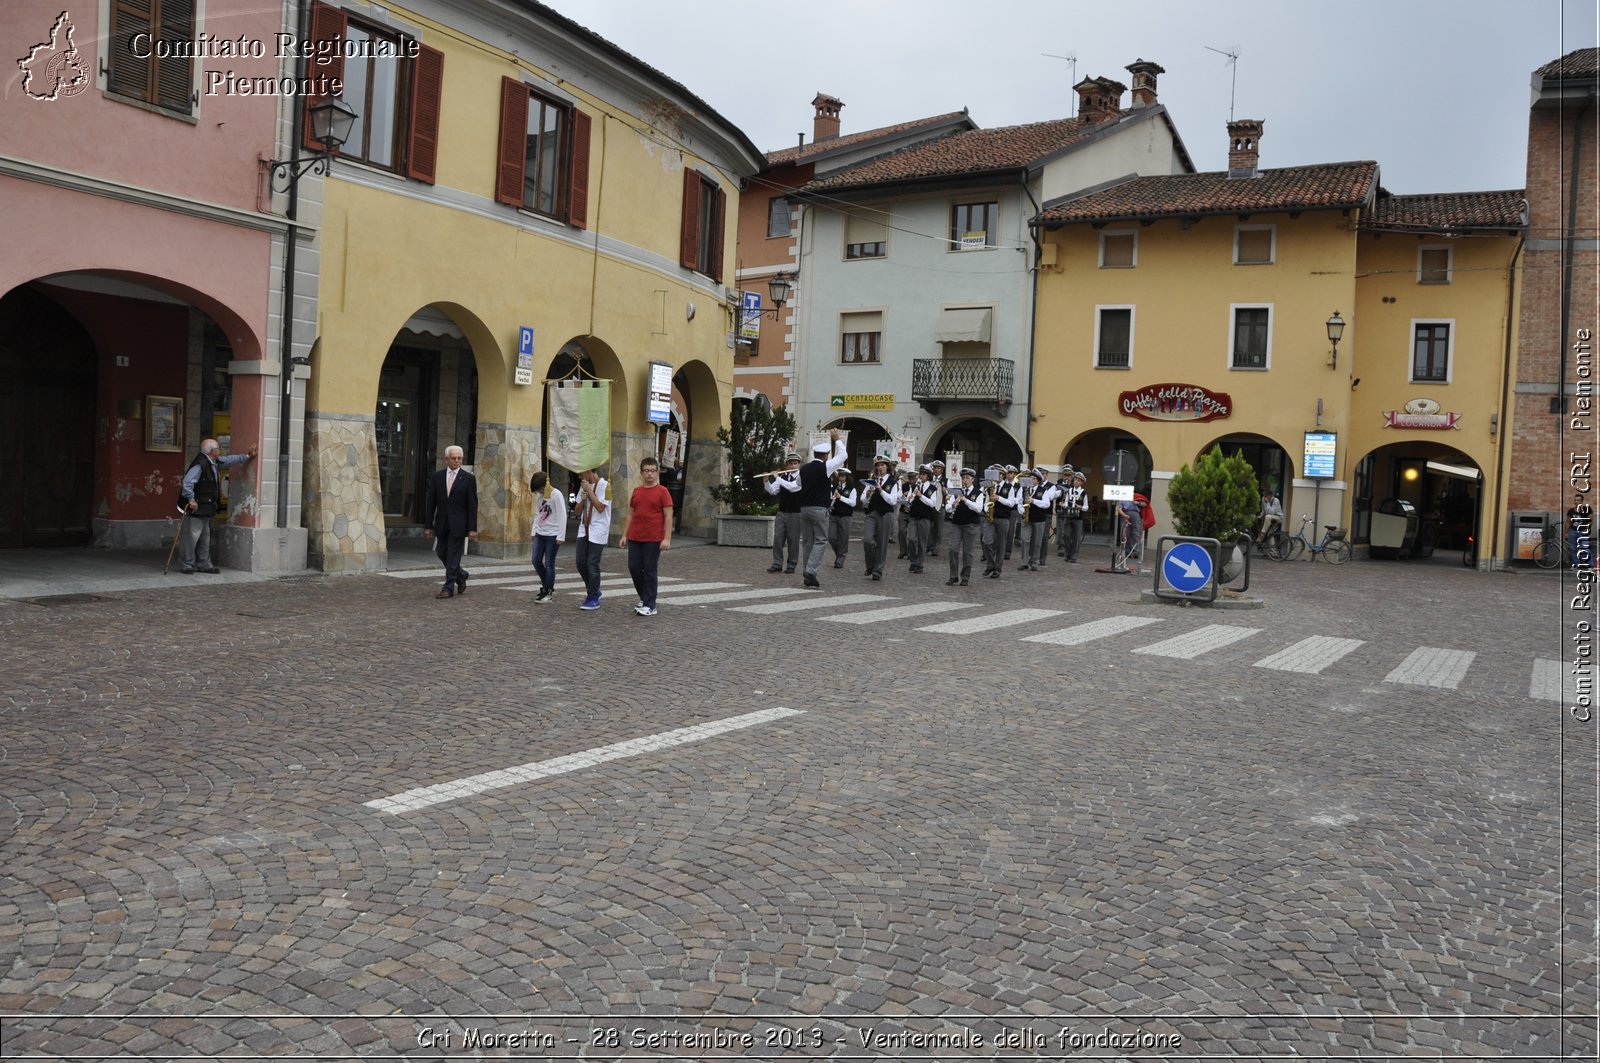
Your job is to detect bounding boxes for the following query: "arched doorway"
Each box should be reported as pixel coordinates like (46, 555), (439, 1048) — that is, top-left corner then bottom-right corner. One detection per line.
(821, 416), (890, 476)
(668, 359), (719, 537)
(0, 286), (96, 546)
(1061, 427), (1151, 535)
(375, 306), (480, 529)
(541, 337), (629, 516)
(1194, 431), (1294, 533)
(1352, 441), (1483, 561)
(928, 417), (1023, 474)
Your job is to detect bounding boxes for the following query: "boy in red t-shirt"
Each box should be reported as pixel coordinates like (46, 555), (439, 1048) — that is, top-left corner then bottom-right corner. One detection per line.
(621, 456), (674, 616)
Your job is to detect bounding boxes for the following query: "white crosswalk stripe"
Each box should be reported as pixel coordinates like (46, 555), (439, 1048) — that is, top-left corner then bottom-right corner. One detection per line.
(509, 580), (741, 595)
(1530, 658), (1577, 702)
(820, 602), (976, 625)
(655, 587), (815, 606)
(1020, 615), (1162, 646)
(915, 608), (1066, 635)
(728, 594), (896, 614)
(383, 564), (529, 580)
(1254, 636), (1365, 674)
(1133, 624), (1261, 659)
(1384, 647), (1477, 688)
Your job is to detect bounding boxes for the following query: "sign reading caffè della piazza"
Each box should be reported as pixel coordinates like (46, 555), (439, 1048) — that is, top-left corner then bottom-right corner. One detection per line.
(1119, 383), (1232, 423)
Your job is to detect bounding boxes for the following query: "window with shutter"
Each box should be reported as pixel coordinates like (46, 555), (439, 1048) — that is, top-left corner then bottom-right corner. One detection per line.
(405, 45), (444, 184)
(493, 82), (589, 225)
(1234, 225), (1274, 265)
(1418, 246), (1451, 284)
(106, 0), (193, 115)
(1099, 232), (1136, 268)
(844, 209), (887, 259)
(679, 170), (724, 280)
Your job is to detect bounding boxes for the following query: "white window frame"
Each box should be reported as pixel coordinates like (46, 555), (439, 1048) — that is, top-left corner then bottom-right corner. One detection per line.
(1233, 224), (1276, 265)
(767, 196), (792, 239)
(843, 207), (889, 260)
(1409, 318), (1455, 384)
(1093, 305), (1136, 369)
(1417, 244), (1453, 284)
(839, 308), (886, 366)
(1228, 303), (1273, 370)
(1099, 230), (1138, 268)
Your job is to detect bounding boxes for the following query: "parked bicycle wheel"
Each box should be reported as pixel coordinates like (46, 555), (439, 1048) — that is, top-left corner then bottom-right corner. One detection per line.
(1534, 539), (1563, 569)
(1278, 537), (1306, 562)
(1461, 536), (1476, 569)
(1326, 540), (1352, 565)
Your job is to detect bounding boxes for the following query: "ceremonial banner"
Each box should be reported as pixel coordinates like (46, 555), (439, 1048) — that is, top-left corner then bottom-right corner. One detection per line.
(811, 429), (848, 455)
(891, 436), (917, 471)
(944, 451), (963, 490)
(547, 379), (611, 470)
(874, 438), (896, 464)
(661, 429), (682, 470)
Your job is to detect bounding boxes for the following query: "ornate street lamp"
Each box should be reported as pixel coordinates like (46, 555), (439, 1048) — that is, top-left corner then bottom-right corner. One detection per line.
(767, 272), (794, 310)
(1326, 310), (1346, 369)
(267, 97), (358, 190)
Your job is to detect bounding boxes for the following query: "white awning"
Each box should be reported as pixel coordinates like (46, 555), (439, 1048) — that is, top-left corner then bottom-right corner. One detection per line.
(935, 307), (992, 344)
(402, 307), (466, 340)
(1425, 460), (1481, 481)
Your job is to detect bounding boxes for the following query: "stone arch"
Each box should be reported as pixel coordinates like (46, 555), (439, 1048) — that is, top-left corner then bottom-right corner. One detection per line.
(927, 414), (1024, 471)
(820, 415), (891, 474)
(1350, 439), (1488, 561)
(667, 358), (722, 537)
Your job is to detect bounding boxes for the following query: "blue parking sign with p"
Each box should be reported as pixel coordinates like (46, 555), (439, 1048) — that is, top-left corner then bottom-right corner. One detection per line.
(518, 326), (534, 357)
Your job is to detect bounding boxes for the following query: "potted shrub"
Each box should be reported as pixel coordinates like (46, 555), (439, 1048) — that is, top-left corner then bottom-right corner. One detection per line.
(710, 399), (797, 547)
(1165, 445), (1262, 580)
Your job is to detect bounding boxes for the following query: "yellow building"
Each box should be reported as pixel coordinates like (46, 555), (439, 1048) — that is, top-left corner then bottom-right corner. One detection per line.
(297, 1), (760, 571)
(1032, 121), (1523, 563)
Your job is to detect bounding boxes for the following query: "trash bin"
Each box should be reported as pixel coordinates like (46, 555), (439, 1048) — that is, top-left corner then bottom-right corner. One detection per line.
(1370, 498), (1419, 559)
(1510, 511), (1552, 563)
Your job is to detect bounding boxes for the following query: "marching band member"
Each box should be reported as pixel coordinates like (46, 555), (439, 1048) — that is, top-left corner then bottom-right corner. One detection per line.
(905, 464), (942, 574)
(827, 468), (857, 569)
(984, 465), (1022, 577)
(895, 468), (916, 559)
(1019, 466), (1058, 571)
(764, 453), (803, 574)
(1058, 470), (1088, 563)
(1053, 465), (1074, 558)
(945, 467), (984, 586)
(927, 459), (946, 557)
(860, 456), (901, 581)
(794, 430), (850, 588)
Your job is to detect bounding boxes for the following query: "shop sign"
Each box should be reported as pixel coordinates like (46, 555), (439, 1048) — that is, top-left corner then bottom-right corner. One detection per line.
(1119, 383), (1232, 422)
(831, 393), (896, 411)
(1383, 397), (1460, 430)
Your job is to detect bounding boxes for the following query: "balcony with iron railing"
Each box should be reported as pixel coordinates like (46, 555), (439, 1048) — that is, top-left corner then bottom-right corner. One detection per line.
(910, 357), (1014, 412)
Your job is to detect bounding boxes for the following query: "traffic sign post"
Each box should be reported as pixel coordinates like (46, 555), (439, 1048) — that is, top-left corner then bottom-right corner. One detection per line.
(1095, 449), (1138, 575)
(1152, 535), (1221, 603)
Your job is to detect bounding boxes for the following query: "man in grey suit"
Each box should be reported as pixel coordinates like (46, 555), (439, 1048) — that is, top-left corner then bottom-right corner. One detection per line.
(423, 445), (478, 599)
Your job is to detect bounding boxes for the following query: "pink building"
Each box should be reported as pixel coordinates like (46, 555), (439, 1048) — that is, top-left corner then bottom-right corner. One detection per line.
(1, 0), (304, 568)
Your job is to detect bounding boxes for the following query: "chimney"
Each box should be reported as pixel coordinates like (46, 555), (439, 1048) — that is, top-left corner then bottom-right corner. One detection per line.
(1227, 118), (1264, 178)
(812, 93), (844, 142)
(1125, 58), (1164, 108)
(1074, 76), (1126, 124)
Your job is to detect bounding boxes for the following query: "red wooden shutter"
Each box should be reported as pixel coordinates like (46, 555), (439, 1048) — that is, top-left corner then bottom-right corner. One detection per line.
(710, 182), (727, 283)
(566, 109), (592, 229)
(406, 44), (444, 184)
(496, 77), (528, 206)
(679, 169), (700, 269)
(302, 2), (347, 152)
(154, 0), (194, 113)
(107, 0), (154, 101)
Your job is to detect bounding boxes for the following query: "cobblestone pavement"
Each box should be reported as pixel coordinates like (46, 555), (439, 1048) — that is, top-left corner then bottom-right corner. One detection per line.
(0, 542), (1595, 1059)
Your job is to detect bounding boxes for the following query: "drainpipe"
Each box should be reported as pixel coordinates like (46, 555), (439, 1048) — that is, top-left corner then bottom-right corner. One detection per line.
(1490, 230), (1525, 565)
(1020, 172), (1044, 464)
(275, 0), (310, 530)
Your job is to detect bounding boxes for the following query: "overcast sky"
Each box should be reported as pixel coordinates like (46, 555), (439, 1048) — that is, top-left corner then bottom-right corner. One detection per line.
(556, 0), (1597, 194)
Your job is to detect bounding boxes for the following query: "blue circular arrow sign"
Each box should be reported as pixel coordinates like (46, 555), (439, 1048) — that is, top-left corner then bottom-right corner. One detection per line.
(1163, 542), (1214, 593)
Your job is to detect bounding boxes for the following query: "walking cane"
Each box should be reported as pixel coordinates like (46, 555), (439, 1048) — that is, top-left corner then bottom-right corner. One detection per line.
(162, 505), (185, 574)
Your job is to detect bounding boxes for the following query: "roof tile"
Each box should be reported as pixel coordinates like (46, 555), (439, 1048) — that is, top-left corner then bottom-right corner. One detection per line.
(1535, 47), (1599, 80)
(764, 112), (971, 167)
(1037, 162), (1380, 224)
(1363, 189), (1526, 231)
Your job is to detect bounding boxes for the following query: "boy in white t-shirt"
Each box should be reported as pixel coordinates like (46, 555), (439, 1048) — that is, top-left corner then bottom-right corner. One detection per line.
(574, 468), (610, 609)
(529, 469), (567, 603)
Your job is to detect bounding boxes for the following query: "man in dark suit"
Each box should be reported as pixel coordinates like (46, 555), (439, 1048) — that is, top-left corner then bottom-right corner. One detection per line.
(423, 445), (478, 599)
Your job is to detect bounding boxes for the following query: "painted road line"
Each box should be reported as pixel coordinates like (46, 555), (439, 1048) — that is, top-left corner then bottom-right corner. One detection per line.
(1020, 615), (1162, 646)
(1254, 636), (1365, 674)
(728, 594), (897, 614)
(1134, 624), (1261, 660)
(1384, 647), (1477, 689)
(383, 564), (536, 580)
(1530, 658), (1575, 702)
(655, 587), (815, 606)
(819, 602), (977, 625)
(914, 608), (1067, 635)
(366, 707), (806, 814)
(472, 574), (686, 589)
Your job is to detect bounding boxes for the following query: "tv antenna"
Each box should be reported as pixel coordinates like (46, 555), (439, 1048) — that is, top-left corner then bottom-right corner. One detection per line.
(1042, 52), (1078, 84)
(1204, 44), (1240, 121)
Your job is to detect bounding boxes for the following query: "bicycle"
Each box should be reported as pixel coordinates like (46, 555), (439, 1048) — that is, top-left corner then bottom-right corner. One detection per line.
(1461, 534), (1476, 569)
(1535, 529), (1591, 569)
(1273, 514), (1351, 564)
(1254, 520), (1286, 560)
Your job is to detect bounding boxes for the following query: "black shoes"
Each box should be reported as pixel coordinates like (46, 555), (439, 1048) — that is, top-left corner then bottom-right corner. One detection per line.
(767, 564), (782, 573)
(803, 574), (821, 588)
(945, 577), (959, 585)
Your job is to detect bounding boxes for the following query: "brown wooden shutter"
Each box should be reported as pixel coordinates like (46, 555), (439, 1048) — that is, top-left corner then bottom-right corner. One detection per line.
(566, 109), (592, 229)
(405, 44), (444, 184)
(302, 2), (347, 152)
(154, 0), (194, 113)
(710, 182), (726, 283)
(679, 169), (700, 269)
(107, 0), (154, 100)
(496, 78), (529, 206)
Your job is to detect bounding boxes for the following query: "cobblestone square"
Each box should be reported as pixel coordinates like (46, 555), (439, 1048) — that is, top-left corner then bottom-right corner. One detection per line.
(0, 545), (1594, 1058)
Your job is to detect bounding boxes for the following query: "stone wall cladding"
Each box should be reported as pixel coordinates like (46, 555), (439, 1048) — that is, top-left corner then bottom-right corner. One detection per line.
(473, 424), (541, 559)
(304, 415), (386, 573)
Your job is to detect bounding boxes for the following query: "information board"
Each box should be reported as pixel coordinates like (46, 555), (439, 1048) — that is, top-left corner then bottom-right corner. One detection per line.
(647, 361), (673, 425)
(1303, 431), (1337, 480)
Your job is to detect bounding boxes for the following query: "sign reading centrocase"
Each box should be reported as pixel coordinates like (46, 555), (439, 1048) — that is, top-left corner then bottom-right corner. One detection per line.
(1119, 383), (1232, 422)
